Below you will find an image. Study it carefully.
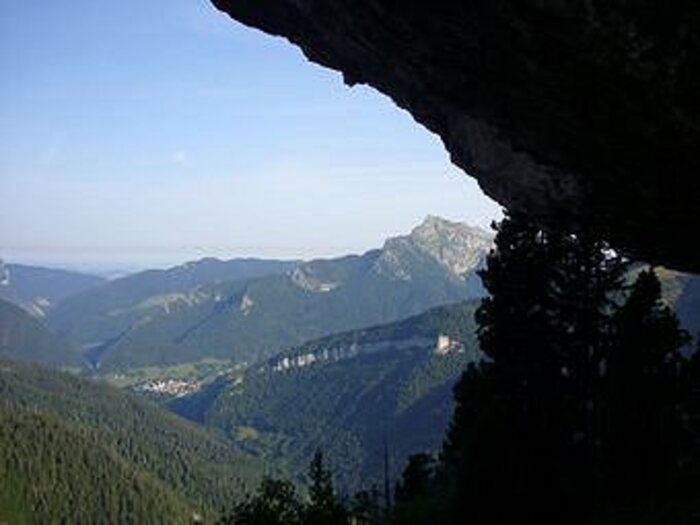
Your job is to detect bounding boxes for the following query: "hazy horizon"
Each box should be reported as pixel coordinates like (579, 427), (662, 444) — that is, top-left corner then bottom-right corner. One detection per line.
(1, 0), (501, 271)
(1, 213), (497, 277)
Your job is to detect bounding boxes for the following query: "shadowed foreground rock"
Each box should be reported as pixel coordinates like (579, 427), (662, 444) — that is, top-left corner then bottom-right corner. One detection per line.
(211, 0), (700, 272)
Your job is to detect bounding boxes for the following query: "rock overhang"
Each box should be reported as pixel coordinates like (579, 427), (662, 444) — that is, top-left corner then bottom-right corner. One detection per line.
(211, 0), (700, 273)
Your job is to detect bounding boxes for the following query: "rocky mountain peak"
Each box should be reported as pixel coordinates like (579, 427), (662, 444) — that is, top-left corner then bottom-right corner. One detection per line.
(409, 216), (493, 276)
(410, 215), (491, 244)
(376, 216), (494, 280)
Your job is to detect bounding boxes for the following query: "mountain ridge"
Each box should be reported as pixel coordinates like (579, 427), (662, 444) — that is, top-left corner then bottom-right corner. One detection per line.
(78, 218), (492, 370)
(0, 260), (106, 317)
(0, 298), (78, 367)
(173, 300), (483, 493)
(47, 257), (301, 363)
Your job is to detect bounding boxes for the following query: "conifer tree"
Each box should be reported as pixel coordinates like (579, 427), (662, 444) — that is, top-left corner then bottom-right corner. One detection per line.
(601, 269), (690, 501)
(439, 215), (692, 523)
(221, 478), (303, 525)
(393, 453), (436, 525)
(441, 213), (630, 523)
(304, 449), (347, 525)
(350, 486), (383, 525)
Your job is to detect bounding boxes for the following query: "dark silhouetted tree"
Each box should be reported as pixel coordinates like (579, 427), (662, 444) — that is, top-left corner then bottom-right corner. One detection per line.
(395, 453), (434, 503)
(601, 269), (690, 502)
(393, 453), (436, 525)
(220, 477), (303, 525)
(437, 214), (693, 524)
(441, 213), (626, 523)
(349, 485), (383, 525)
(304, 449), (347, 525)
(221, 452), (350, 525)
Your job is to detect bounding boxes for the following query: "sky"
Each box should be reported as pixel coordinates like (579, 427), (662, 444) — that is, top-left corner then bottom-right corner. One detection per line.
(0, 0), (501, 273)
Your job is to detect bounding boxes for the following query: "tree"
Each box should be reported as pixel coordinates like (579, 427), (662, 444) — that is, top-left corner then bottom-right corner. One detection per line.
(393, 453), (436, 525)
(441, 213), (625, 523)
(349, 486), (383, 525)
(304, 449), (347, 525)
(395, 453), (435, 504)
(221, 451), (349, 525)
(220, 478), (303, 525)
(601, 269), (691, 501)
(437, 214), (693, 523)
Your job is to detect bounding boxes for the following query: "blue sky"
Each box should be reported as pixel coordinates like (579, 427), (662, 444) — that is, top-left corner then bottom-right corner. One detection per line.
(0, 0), (501, 271)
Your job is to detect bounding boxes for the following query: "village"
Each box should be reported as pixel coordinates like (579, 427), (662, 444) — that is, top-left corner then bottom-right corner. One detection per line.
(136, 378), (201, 397)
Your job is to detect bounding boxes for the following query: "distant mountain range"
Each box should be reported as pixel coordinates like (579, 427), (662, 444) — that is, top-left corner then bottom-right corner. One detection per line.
(173, 300), (483, 493)
(0, 260), (106, 318)
(46, 257), (300, 360)
(4, 217), (698, 376)
(47, 216), (494, 371)
(1, 217), (699, 516)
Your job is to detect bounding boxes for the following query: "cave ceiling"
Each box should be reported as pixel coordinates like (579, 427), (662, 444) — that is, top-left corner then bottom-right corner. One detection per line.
(212, 0), (700, 272)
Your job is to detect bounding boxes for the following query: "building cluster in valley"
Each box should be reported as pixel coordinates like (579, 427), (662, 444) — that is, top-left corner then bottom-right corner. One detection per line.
(137, 378), (200, 397)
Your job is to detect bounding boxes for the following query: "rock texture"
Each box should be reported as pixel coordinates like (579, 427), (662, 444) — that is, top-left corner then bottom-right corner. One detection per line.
(211, 0), (700, 272)
(375, 216), (492, 281)
(407, 216), (493, 277)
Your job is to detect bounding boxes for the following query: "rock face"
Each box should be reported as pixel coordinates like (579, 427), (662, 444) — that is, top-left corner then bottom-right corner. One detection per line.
(211, 0), (700, 272)
(407, 216), (493, 277)
(374, 216), (493, 281)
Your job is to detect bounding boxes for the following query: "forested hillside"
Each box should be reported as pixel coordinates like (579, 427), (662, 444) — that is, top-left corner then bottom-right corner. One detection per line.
(48, 217), (491, 371)
(46, 258), (299, 367)
(175, 301), (482, 492)
(0, 358), (265, 523)
(0, 404), (194, 525)
(0, 298), (78, 367)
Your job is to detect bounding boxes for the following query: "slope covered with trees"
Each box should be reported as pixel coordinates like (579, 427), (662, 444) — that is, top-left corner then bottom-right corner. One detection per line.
(0, 298), (78, 367)
(0, 357), (265, 523)
(209, 215), (699, 525)
(51, 217), (490, 371)
(46, 257), (300, 367)
(0, 404), (194, 525)
(174, 301), (482, 492)
(393, 214), (700, 524)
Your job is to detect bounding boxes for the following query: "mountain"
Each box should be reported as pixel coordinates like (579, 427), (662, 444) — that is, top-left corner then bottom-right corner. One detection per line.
(376, 215), (492, 281)
(55, 217), (493, 371)
(0, 260), (106, 317)
(47, 257), (300, 366)
(0, 298), (78, 367)
(0, 357), (265, 524)
(655, 268), (700, 346)
(173, 300), (483, 493)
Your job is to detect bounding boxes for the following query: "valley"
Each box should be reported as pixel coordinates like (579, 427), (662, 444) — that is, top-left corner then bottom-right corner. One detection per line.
(171, 300), (484, 492)
(4, 0), (698, 520)
(2, 216), (700, 523)
(42, 216), (491, 372)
